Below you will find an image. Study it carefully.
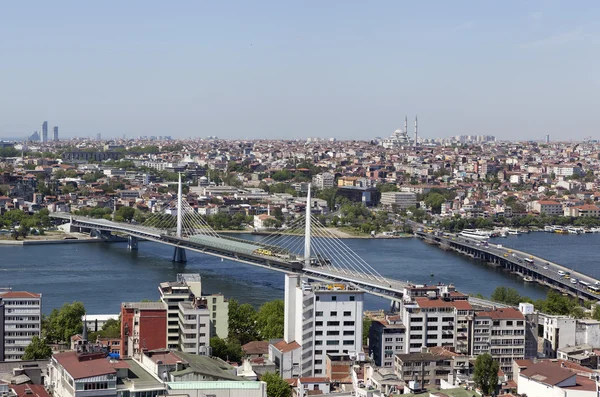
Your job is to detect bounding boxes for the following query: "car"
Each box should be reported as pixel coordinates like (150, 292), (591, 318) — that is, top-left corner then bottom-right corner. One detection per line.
(543, 266), (548, 270)
(596, 281), (600, 285)
(508, 250), (513, 253)
(571, 278), (578, 284)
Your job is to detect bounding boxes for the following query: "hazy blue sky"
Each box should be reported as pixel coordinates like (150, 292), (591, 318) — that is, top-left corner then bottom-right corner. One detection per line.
(1, 1), (598, 141)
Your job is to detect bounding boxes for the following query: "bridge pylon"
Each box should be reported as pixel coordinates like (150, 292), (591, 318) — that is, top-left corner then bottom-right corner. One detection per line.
(172, 174), (186, 263)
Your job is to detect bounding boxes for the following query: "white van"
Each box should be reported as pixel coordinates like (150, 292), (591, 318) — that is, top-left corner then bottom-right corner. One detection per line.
(558, 270), (565, 276)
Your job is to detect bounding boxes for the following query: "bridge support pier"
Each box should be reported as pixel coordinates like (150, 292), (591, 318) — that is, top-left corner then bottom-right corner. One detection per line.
(127, 236), (138, 250)
(172, 247), (187, 263)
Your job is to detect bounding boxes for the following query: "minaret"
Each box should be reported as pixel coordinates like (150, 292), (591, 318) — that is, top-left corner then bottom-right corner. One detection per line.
(414, 115), (418, 148)
(404, 116), (408, 137)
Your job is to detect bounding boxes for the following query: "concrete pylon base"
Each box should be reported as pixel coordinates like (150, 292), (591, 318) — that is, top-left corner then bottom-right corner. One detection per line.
(172, 247), (187, 263)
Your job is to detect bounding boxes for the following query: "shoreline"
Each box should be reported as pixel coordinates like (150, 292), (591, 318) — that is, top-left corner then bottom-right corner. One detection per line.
(0, 237), (105, 246)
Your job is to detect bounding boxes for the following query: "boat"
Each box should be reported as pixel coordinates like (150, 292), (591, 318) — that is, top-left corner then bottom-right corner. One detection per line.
(459, 229), (491, 241)
(567, 227), (581, 235)
(591, 227), (600, 233)
(554, 226), (568, 234)
(544, 225), (554, 233)
(523, 276), (533, 283)
(507, 229), (521, 236)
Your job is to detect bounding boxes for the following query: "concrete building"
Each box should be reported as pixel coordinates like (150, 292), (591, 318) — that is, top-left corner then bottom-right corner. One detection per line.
(399, 284), (473, 355)
(274, 274), (364, 377)
(120, 302), (168, 359)
(470, 307), (525, 379)
(517, 361), (597, 397)
(53, 126), (59, 142)
(369, 313), (406, 368)
(393, 347), (470, 388)
(41, 121), (48, 143)
(564, 204), (600, 217)
(178, 299), (211, 356)
(0, 290), (42, 361)
(159, 274), (202, 349)
(312, 172), (335, 190)
(380, 191), (417, 210)
(82, 314), (119, 333)
(541, 315), (600, 358)
(531, 200), (563, 215)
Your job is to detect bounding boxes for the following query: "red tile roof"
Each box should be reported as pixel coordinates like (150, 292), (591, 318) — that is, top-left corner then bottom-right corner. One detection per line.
(476, 307), (524, 320)
(272, 340), (301, 353)
(53, 351), (116, 380)
(10, 385), (51, 397)
(0, 291), (41, 299)
(242, 340), (269, 355)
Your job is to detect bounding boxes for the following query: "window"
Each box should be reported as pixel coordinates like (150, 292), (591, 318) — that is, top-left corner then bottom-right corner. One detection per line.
(506, 321), (513, 326)
(316, 311), (323, 317)
(326, 340), (339, 345)
(442, 317), (454, 322)
(316, 321), (323, 326)
(344, 321), (355, 326)
(316, 296), (320, 301)
(428, 317), (438, 322)
(330, 311), (338, 317)
(344, 311), (352, 316)
(315, 340), (323, 345)
(427, 326), (438, 331)
(350, 296), (355, 301)
(315, 350), (322, 355)
(332, 296), (337, 301)
(315, 331), (323, 336)
(315, 359), (322, 364)
(385, 337), (393, 342)
(410, 326), (422, 331)
(412, 317), (423, 322)
(517, 321), (524, 326)
(327, 331), (339, 336)
(315, 369), (322, 374)
(493, 320), (500, 326)
(344, 330), (354, 336)
(327, 321), (340, 326)
(343, 340), (354, 345)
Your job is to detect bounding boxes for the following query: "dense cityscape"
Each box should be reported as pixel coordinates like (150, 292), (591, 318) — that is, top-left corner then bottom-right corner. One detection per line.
(1, 124), (600, 397)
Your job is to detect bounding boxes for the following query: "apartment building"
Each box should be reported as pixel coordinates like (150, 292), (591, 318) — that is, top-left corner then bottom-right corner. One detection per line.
(470, 308), (525, 379)
(380, 192), (417, 210)
(178, 299), (211, 356)
(0, 290), (42, 361)
(399, 285), (473, 355)
(274, 274), (364, 377)
(394, 347), (470, 388)
(120, 302), (167, 359)
(159, 274), (202, 349)
(540, 315), (600, 358)
(531, 200), (563, 215)
(369, 313), (406, 368)
(312, 172), (335, 190)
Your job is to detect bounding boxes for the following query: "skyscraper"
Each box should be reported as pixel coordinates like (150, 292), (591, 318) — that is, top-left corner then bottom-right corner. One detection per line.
(53, 126), (59, 141)
(41, 121), (48, 143)
(96, 133), (101, 141)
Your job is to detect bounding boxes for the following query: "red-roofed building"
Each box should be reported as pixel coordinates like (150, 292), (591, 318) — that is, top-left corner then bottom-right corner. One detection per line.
(518, 361), (597, 397)
(532, 200), (563, 215)
(472, 308), (525, 380)
(0, 289), (42, 361)
(120, 302), (167, 359)
(10, 384), (51, 397)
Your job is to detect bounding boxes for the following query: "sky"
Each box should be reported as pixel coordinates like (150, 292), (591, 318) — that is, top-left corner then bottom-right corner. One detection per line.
(0, 1), (599, 141)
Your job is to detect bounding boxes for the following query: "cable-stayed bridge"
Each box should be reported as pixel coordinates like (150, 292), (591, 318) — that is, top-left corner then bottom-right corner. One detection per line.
(49, 179), (499, 306)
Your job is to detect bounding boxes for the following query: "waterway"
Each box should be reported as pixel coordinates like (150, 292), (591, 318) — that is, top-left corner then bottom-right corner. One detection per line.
(2, 233), (599, 314)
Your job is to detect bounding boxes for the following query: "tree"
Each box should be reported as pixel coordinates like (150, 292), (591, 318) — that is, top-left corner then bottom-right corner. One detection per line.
(490, 287), (523, 306)
(261, 372), (291, 397)
(210, 337), (243, 362)
(22, 336), (52, 360)
(473, 353), (499, 396)
(43, 301), (86, 343)
(115, 207), (135, 222)
(362, 317), (372, 345)
(592, 305), (600, 321)
(228, 299), (259, 345)
(257, 300), (284, 339)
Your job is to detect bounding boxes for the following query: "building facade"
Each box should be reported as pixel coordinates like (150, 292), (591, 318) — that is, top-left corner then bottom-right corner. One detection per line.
(178, 300), (211, 355)
(120, 302), (168, 359)
(380, 192), (417, 210)
(369, 314), (406, 368)
(0, 290), (42, 361)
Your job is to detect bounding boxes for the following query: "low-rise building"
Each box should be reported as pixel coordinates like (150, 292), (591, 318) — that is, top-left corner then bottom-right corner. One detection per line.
(380, 192), (417, 210)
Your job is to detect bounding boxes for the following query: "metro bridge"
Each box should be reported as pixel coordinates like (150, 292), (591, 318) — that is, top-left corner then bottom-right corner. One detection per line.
(50, 179), (502, 307)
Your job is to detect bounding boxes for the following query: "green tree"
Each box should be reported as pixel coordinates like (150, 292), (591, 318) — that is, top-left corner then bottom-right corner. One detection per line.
(592, 305), (600, 321)
(490, 287), (523, 306)
(261, 372), (291, 397)
(256, 300), (284, 339)
(115, 206), (136, 222)
(43, 301), (86, 343)
(228, 299), (259, 345)
(22, 336), (53, 360)
(362, 317), (372, 345)
(424, 193), (446, 214)
(210, 337), (243, 362)
(473, 353), (499, 396)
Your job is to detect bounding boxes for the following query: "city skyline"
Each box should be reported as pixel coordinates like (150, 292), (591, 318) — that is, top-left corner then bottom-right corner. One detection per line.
(0, 1), (598, 141)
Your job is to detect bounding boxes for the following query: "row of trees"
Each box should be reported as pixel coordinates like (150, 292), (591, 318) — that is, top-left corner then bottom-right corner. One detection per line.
(489, 287), (597, 319)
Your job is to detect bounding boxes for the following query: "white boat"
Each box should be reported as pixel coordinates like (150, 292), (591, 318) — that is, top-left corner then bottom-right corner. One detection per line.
(544, 226), (554, 233)
(507, 229), (521, 235)
(591, 227), (600, 233)
(459, 229), (491, 241)
(567, 227), (581, 235)
(523, 276), (533, 283)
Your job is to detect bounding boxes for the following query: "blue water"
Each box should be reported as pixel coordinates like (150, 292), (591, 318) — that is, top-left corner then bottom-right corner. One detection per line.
(3, 232), (598, 314)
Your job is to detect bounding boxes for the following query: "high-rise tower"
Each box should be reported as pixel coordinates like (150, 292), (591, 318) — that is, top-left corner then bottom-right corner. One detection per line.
(53, 126), (59, 141)
(404, 115), (408, 136)
(41, 121), (48, 143)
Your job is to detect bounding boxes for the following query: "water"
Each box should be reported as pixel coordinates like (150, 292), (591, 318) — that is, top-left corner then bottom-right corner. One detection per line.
(3, 233), (599, 314)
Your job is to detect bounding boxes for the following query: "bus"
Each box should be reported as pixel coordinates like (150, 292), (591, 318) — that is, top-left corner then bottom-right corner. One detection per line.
(588, 286), (599, 294)
(524, 258), (534, 265)
(580, 280), (590, 288)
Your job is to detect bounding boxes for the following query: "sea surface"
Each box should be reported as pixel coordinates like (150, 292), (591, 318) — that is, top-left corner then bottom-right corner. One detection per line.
(2, 232), (599, 314)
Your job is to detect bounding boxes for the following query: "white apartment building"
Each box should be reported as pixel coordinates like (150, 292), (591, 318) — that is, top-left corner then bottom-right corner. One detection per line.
(159, 274), (229, 350)
(531, 200), (563, 215)
(380, 192), (417, 210)
(470, 308), (525, 379)
(552, 165), (582, 177)
(399, 285), (473, 355)
(0, 290), (42, 361)
(541, 315), (600, 357)
(312, 173), (335, 190)
(274, 275), (364, 377)
(178, 300), (211, 355)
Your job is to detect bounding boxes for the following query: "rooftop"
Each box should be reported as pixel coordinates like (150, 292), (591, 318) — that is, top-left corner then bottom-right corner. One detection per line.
(53, 351), (116, 380)
(121, 302), (166, 310)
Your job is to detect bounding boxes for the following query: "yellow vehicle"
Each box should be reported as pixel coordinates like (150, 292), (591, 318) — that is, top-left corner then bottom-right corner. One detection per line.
(503, 254), (508, 257)
(508, 250), (513, 253)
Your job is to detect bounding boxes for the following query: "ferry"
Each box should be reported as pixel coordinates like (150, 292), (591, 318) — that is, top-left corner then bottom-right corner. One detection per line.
(507, 229), (521, 236)
(459, 229), (490, 241)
